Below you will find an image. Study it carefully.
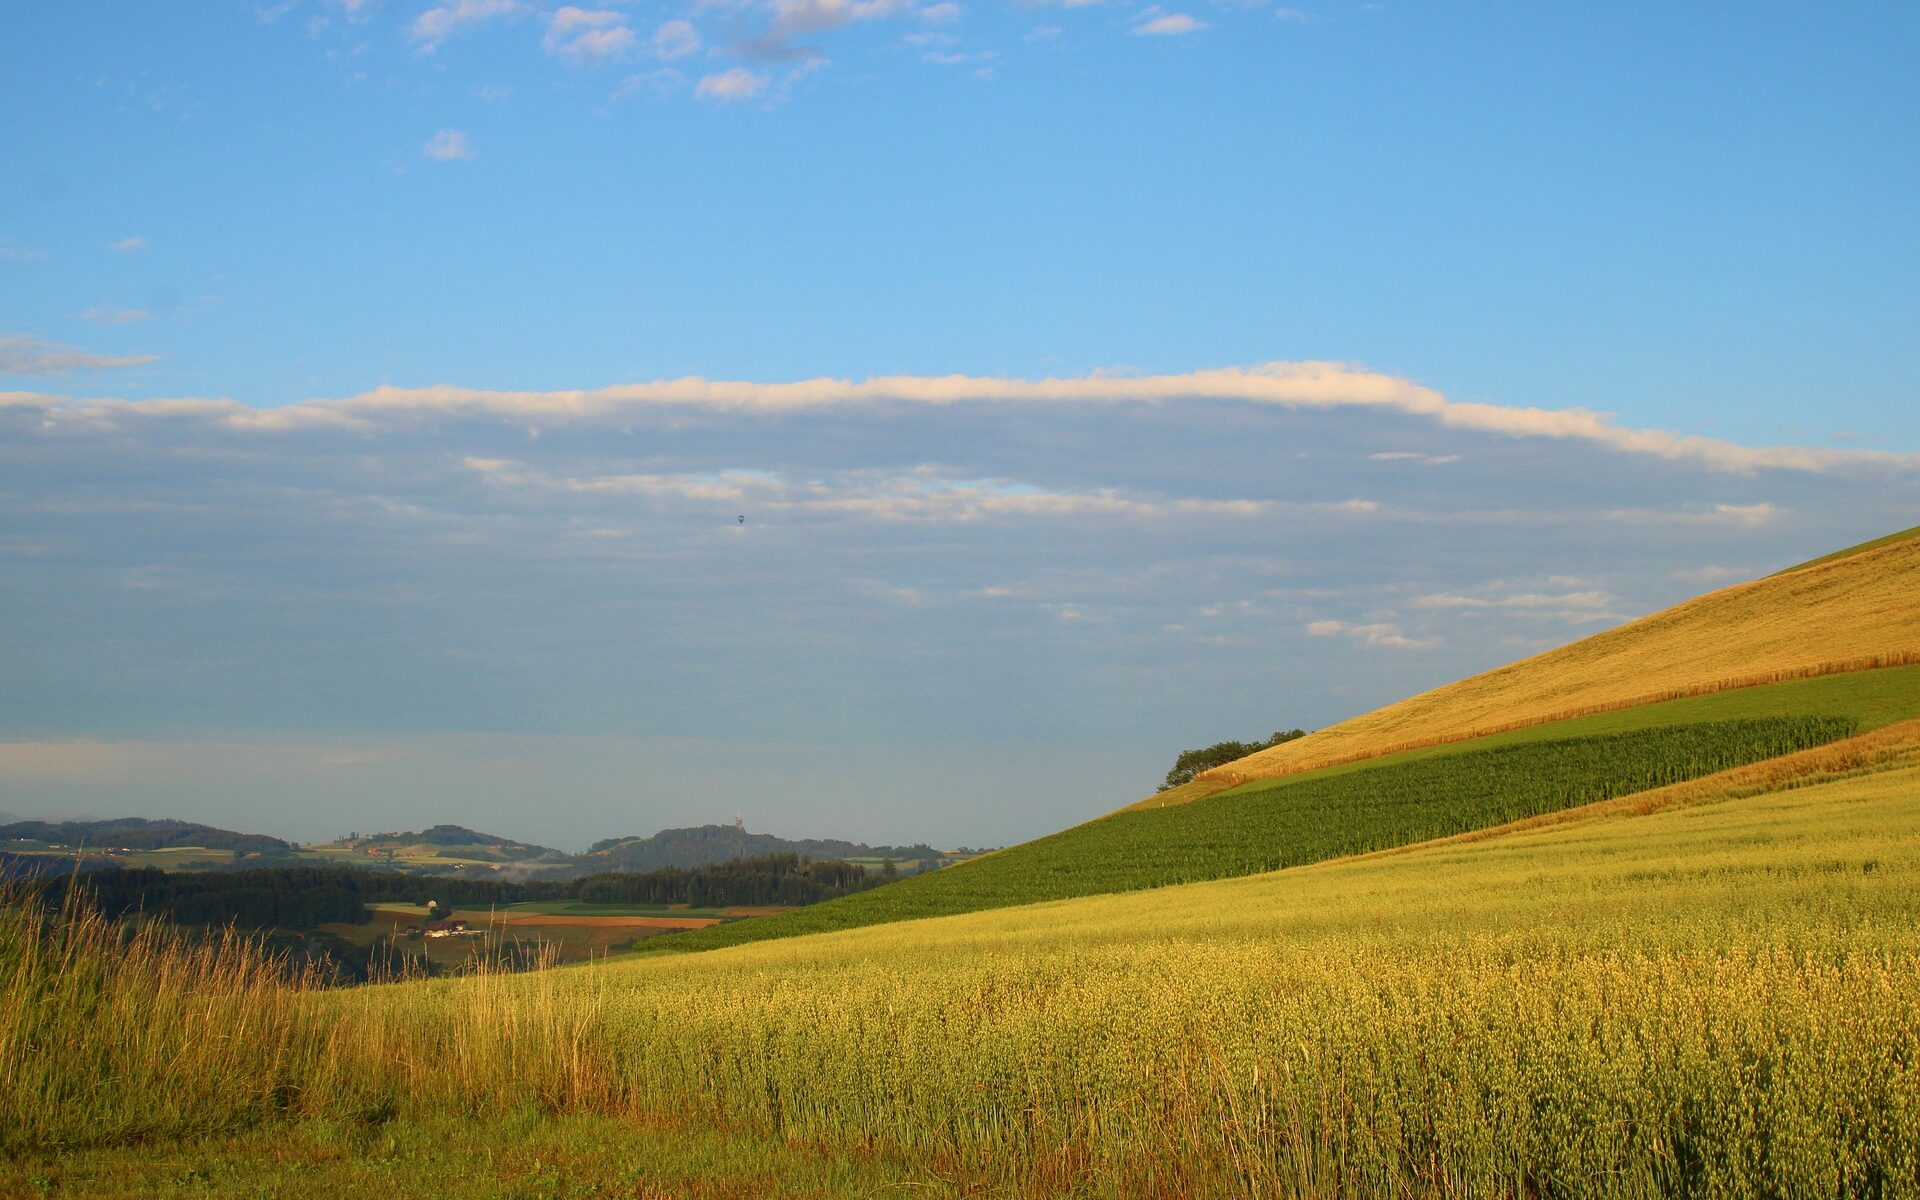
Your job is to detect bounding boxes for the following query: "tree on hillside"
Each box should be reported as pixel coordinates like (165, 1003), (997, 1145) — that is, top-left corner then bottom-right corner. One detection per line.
(1158, 729), (1308, 791)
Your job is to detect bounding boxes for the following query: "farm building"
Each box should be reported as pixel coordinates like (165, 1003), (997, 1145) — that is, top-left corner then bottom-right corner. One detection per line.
(422, 919), (472, 938)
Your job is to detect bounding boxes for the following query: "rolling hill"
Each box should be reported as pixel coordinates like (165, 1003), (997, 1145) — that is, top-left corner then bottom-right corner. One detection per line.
(1145, 524), (1920, 803)
(643, 531), (1920, 956)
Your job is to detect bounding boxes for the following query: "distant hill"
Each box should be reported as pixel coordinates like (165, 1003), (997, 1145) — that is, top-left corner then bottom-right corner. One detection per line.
(587, 824), (940, 873)
(406, 824), (549, 850)
(0, 817), (292, 855)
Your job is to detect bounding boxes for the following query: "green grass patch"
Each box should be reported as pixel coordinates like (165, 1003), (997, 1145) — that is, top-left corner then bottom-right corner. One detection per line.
(644, 714), (1860, 956)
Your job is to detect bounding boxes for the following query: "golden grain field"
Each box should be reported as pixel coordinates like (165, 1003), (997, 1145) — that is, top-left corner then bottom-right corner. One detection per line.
(10, 747), (1920, 1196)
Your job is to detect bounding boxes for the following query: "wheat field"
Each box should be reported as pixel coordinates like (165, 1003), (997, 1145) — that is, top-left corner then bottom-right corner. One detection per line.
(9, 736), (1920, 1196)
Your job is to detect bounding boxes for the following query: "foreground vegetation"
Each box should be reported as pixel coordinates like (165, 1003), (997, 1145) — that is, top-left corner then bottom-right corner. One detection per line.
(8, 732), (1920, 1195)
(648, 713), (1860, 955)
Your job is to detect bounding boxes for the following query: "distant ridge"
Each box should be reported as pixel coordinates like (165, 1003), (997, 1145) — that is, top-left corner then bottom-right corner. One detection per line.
(0, 817), (292, 855)
(388, 824), (557, 853)
(587, 824), (938, 873)
(1133, 524), (1920, 808)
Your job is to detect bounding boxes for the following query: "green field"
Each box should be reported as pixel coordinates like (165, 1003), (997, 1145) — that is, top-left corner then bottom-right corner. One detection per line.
(642, 710), (1866, 956)
(2, 842), (243, 871)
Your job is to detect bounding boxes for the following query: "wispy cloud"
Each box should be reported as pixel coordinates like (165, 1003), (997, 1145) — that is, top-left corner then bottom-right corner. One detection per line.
(1369, 450), (1459, 465)
(1408, 585), (1627, 625)
(615, 68), (689, 99)
(423, 129), (477, 160)
(738, 0), (911, 60)
(696, 66), (769, 101)
(0, 239), (48, 263)
(465, 458), (1344, 525)
(544, 7), (634, 64)
(108, 236), (146, 254)
(1305, 619), (1436, 650)
(651, 19), (702, 59)
(411, 0), (524, 51)
(1606, 502), (1783, 528)
(0, 333), (157, 375)
(1132, 9), (1205, 35)
(1410, 589), (1614, 611)
(80, 307), (152, 325)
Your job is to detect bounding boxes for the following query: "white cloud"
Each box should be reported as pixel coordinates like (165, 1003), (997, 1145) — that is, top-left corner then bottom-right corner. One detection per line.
(545, 7), (635, 64)
(0, 333), (157, 376)
(465, 458), (1324, 525)
(1132, 10), (1205, 35)
(651, 19), (702, 59)
(1410, 589), (1614, 611)
(423, 129), (476, 160)
(924, 49), (995, 65)
(1670, 564), (1749, 584)
(411, 0), (524, 50)
(80, 307), (152, 325)
(108, 236), (146, 254)
(739, 0), (910, 58)
(1026, 24), (1062, 40)
(0, 239), (48, 263)
(14, 364), (1918, 478)
(919, 3), (962, 20)
(1304, 619), (1436, 650)
(1369, 450), (1459, 465)
(1606, 502), (1783, 528)
(696, 67), (768, 102)
(614, 68), (688, 99)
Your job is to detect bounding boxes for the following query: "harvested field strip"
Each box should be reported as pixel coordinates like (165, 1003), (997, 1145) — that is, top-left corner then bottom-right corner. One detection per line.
(644, 716), (1859, 956)
(487, 914), (720, 930)
(1159, 532), (1920, 797)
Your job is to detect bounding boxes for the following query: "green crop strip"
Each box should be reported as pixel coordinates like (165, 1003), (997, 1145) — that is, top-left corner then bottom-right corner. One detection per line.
(647, 714), (1860, 955)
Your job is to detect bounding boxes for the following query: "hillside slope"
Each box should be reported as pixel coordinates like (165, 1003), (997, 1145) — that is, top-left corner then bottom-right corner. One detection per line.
(1144, 525), (1920, 804)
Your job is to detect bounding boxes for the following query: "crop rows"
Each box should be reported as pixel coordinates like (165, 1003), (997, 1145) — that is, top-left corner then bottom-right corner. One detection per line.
(652, 715), (1860, 954)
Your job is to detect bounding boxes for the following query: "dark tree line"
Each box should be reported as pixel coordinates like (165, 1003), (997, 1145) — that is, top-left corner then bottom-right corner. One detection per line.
(22, 854), (894, 933)
(573, 854), (876, 907)
(1159, 729), (1309, 791)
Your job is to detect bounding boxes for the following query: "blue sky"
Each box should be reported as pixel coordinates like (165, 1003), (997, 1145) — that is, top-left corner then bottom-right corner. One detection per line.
(1, 2), (1917, 848)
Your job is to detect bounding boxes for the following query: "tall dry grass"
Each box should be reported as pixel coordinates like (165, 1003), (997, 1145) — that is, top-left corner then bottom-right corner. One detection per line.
(7, 759), (1920, 1195)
